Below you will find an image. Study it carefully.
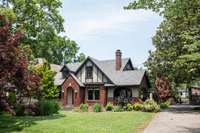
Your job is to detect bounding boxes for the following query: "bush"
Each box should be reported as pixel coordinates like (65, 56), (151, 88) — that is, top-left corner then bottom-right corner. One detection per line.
(38, 100), (60, 116)
(113, 106), (123, 112)
(143, 99), (160, 112)
(160, 101), (170, 109)
(14, 104), (25, 116)
(105, 102), (113, 111)
(7, 92), (16, 105)
(80, 104), (88, 112)
(133, 103), (143, 111)
(126, 103), (133, 111)
(93, 103), (101, 112)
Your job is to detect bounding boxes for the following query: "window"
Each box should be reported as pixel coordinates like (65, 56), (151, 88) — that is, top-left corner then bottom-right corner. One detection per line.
(86, 66), (93, 79)
(87, 88), (99, 100)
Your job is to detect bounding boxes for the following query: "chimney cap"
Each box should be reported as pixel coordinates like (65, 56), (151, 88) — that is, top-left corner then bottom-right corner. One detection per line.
(116, 49), (121, 52)
(116, 49), (122, 55)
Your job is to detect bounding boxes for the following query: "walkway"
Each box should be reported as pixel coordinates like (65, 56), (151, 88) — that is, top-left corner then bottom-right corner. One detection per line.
(143, 105), (200, 133)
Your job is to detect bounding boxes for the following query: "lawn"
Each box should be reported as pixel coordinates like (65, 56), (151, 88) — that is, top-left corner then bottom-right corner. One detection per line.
(0, 111), (154, 133)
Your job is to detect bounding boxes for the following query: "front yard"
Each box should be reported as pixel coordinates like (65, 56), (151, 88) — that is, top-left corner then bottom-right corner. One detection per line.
(0, 111), (154, 133)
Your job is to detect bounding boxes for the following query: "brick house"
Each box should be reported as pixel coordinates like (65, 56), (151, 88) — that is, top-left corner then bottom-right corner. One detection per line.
(55, 50), (150, 107)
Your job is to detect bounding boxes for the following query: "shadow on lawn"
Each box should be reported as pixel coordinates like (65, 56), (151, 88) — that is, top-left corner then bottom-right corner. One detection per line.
(0, 114), (65, 133)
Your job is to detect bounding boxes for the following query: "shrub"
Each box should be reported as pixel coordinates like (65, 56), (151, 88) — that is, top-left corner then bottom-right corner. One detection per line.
(160, 101), (170, 109)
(38, 100), (60, 115)
(126, 103), (133, 111)
(105, 102), (113, 111)
(113, 106), (123, 112)
(7, 92), (16, 105)
(14, 104), (25, 116)
(80, 104), (88, 112)
(143, 99), (160, 112)
(133, 103), (143, 111)
(93, 103), (101, 112)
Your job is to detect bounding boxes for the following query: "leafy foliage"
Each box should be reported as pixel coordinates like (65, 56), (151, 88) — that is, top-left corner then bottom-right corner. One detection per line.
(14, 104), (25, 116)
(34, 62), (58, 99)
(113, 106), (123, 112)
(93, 103), (101, 112)
(133, 103), (143, 111)
(79, 104), (88, 112)
(126, 0), (200, 91)
(143, 99), (160, 112)
(125, 103), (133, 111)
(105, 102), (114, 111)
(0, 1), (85, 64)
(0, 14), (41, 115)
(38, 100), (60, 116)
(155, 76), (172, 101)
(160, 100), (170, 109)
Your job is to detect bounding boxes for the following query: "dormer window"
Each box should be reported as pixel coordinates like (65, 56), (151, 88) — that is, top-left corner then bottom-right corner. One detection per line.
(86, 66), (93, 79)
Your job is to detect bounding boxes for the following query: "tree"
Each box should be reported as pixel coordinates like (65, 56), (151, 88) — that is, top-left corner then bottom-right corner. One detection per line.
(125, 0), (200, 90)
(34, 62), (59, 99)
(0, 1), (85, 64)
(0, 13), (41, 114)
(155, 76), (172, 101)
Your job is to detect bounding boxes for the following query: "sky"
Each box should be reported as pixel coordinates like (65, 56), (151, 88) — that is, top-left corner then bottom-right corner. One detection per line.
(60, 0), (162, 68)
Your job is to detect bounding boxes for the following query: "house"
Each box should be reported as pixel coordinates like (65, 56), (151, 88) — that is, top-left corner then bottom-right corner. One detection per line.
(56, 50), (150, 107)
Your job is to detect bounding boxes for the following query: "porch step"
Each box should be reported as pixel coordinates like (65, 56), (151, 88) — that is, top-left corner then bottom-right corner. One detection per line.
(65, 105), (74, 111)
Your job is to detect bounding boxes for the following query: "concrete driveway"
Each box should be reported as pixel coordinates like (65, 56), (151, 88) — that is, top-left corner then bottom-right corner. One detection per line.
(143, 105), (200, 133)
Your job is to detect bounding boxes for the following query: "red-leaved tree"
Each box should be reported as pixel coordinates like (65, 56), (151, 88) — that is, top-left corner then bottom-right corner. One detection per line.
(155, 76), (172, 101)
(0, 15), (41, 114)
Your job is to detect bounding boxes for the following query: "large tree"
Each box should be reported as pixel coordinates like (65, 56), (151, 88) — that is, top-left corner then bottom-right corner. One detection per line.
(0, 12), (41, 114)
(0, 0), (85, 64)
(125, 0), (200, 89)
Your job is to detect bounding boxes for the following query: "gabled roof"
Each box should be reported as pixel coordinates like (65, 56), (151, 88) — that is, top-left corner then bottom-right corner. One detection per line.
(89, 57), (145, 86)
(58, 57), (147, 86)
(60, 62), (81, 72)
(69, 73), (85, 87)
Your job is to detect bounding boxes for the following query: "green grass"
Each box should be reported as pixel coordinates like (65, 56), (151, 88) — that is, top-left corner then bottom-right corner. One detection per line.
(0, 111), (154, 133)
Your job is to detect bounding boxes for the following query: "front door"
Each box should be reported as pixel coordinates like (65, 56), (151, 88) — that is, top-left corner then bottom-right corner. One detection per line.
(67, 88), (73, 105)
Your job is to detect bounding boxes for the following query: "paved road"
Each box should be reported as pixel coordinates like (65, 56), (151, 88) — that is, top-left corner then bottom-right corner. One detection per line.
(143, 105), (200, 133)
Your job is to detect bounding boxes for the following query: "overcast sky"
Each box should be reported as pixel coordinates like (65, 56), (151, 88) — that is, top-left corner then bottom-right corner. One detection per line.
(60, 0), (162, 68)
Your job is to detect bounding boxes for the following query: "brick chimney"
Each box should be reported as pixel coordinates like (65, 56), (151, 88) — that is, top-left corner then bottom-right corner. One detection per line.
(116, 49), (122, 71)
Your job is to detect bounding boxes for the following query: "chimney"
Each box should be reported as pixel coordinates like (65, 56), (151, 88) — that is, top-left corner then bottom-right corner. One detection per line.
(116, 49), (122, 71)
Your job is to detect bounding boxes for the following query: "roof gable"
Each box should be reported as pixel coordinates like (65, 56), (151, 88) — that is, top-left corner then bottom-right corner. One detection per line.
(59, 57), (147, 86)
(123, 59), (134, 71)
(75, 57), (113, 84)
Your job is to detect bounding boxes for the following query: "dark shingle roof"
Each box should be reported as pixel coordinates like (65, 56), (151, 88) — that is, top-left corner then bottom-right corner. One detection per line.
(65, 62), (81, 72)
(90, 57), (145, 86)
(57, 57), (146, 86)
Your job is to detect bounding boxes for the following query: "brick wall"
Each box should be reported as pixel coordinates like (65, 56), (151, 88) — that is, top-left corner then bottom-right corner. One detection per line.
(100, 85), (106, 105)
(62, 75), (81, 107)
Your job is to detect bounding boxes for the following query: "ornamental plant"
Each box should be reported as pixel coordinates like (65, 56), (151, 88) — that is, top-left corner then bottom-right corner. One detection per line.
(93, 103), (101, 112)
(105, 102), (114, 111)
(0, 14), (41, 115)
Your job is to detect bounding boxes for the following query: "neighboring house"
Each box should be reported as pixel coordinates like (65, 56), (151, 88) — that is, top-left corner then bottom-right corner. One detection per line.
(56, 50), (150, 107)
(190, 87), (200, 105)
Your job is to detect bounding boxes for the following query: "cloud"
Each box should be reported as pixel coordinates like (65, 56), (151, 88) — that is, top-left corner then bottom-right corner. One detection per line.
(64, 9), (157, 41)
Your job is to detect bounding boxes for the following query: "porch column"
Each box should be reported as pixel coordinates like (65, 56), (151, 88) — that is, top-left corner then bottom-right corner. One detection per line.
(107, 88), (114, 104)
(100, 85), (106, 106)
(73, 87), (80, 107)
(63, 87), (67, 106)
